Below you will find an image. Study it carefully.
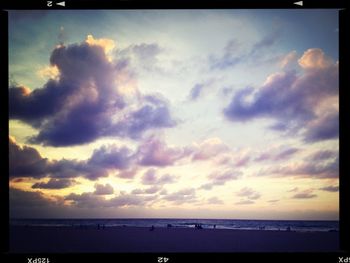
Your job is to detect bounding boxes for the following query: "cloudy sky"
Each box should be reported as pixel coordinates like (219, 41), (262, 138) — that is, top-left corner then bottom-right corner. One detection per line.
(9, 10), (339, 219)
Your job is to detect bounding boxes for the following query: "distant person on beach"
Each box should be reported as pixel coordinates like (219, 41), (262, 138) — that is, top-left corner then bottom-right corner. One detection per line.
(286, 226), (291, 231)
(214, 225), (216, 229)
(150, 225), (155, 231)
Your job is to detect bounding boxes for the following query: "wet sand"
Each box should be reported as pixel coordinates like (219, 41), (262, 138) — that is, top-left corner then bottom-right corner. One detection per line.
(10, 226), (339, 253)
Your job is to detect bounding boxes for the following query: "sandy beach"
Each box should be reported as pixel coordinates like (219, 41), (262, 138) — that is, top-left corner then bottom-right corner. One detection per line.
(9, 226), (339, 253)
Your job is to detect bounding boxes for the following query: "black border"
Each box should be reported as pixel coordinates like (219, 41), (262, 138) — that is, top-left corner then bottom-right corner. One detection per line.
(1, 1), (349, 262)
(0, 0), (348, 9)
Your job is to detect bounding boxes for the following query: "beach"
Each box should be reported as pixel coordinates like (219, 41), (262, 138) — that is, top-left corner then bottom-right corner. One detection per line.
(10, 226), (339, 253)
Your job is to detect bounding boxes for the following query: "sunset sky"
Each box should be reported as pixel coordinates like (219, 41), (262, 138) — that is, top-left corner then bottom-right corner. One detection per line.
(9, 10), (339, 219)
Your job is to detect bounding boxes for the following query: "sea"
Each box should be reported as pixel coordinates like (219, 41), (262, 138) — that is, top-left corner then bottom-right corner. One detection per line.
(10, 218), (339, 232)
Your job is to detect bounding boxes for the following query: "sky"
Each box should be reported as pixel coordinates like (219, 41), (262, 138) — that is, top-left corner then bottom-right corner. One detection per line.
(8, 10), (339, 220)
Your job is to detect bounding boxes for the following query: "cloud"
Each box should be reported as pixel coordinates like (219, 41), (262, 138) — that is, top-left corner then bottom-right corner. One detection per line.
(287, 187), (299, 192)
(116, 42), (163, 72)
(292, 189), (317, 199)
(303, 111), (339, 142)
(254, 146), (299, 162)
(235, 200), (255, 205)
(223, 48), (338, 143)
(10, 187), (65, 218)
(280, 50), (298, 69)
(112, 95), (176, 139)
(308, 150), (338, 162)
(264, 156), (338, 179)
(192, 138), (229, 161)
(65, 192), (107, 208)
(131, 186), (162, 195)
(9, 136), (50, 178)
(200, 170), (241, 190)
(141, 168), (177, 185)
(9, 137), (133, 181)
(236, 187), (261, 200)
(188, 79), (216, 101)
(137, 136), (188, 167)
(163, 188), (197, 204)
(210, 31), (280, 70)
(32, 178), (76, 189)
(65, 190), (157, 208)
(88, 144), (134, 170)
(9, 36), (176, 146)
(319, 185), (339, 192)
(207, 197), (224, 205)
(94, 183), (114, 195)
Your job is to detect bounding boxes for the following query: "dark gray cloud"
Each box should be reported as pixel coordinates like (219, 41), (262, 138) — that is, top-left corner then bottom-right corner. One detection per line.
(319, 185), (339, 192)
(223, 48), (338, 143)
(32, 178), (76, 189)
(94, 183), (114, 195)
(9, 40), (176, 146)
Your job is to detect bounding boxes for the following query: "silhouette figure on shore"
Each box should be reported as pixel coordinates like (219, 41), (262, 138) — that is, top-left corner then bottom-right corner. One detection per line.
(150, 225), (155, 231)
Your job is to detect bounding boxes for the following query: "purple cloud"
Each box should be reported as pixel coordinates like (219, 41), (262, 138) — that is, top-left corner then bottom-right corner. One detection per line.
(189, 83), (205, 100)
(141, 168), (177, 185)
(65, 192), (108, 208)
(223, 48), (338, 143)
(94, 183), (114, 195)
(236, 187), (261, 200)
(112, 95), (176, 139)
(308, 150), (338, 161)
(131, 186), (162, 195)
(235, 200), (255, 205)
(292, 189), (317, 199)
(254, 146), (299, 162)
(9, 137), (134, 181)
(163, 188), (197, 204)
(10, 187), (65, 218)
(207, 197), (224, 205)
(319, 185), (339, 192)
(137, 136), (187, 167)
(265, 156), (338, 179)
(200, 170), (241, 190)
(210, 31), (280, 70)
(88, 145), (134, 170)
(9, 137), (50, 178)
(9, 39), (176, 146)
(32, 178), (76, 189)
